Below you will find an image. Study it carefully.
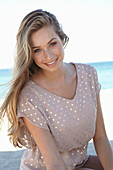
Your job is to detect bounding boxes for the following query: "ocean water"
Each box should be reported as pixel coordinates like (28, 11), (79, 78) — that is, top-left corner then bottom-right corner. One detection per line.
(0, 61), (113, 98)
(88, 61), (113, 89)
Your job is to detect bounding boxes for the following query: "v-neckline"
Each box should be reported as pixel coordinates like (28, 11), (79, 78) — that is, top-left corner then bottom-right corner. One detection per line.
(30, 63), (79, 101)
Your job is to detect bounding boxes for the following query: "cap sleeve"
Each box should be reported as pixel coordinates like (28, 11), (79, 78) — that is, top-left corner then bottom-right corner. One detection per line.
(92, 66), (101, 97)
(17, 94), (50, 148)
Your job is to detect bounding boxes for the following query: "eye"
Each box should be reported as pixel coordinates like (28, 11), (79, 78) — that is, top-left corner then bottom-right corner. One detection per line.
(50, 42), (57, 47)
(34, 49), (41, 53)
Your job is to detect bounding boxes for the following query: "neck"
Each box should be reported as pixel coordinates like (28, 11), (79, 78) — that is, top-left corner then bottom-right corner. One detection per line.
(35, 63), (67, 85)
(44, 63), (65, 81)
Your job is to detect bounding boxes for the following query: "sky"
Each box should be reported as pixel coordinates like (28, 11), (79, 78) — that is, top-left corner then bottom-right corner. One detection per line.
(0, 0), (113, 69)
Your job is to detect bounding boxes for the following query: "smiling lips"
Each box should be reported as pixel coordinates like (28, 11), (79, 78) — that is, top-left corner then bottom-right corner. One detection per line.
(45, 58), (58, 66)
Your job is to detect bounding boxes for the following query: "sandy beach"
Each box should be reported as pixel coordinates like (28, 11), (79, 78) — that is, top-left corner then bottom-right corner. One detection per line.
(0, 89), (113, 151)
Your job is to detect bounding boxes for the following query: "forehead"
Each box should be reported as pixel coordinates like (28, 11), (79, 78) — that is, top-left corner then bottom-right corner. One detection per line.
(31, 26), (59, 46)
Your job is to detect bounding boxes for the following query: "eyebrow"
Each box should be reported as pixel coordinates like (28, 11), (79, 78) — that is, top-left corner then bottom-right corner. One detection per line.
(32, 38), (57, 49)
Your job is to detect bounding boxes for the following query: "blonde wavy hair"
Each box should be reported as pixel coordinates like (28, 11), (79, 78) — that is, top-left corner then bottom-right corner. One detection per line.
(0, 9), (69, 147)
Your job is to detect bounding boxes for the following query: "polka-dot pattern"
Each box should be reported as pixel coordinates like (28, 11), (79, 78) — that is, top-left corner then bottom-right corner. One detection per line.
(17, 63), (101, 170)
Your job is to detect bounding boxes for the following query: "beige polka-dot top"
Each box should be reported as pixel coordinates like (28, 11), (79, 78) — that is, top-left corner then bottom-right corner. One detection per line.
(17, 63), (101, 170)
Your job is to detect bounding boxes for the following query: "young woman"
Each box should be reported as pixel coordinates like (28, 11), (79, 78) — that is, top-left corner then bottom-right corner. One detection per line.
(0, 9), (113, 170)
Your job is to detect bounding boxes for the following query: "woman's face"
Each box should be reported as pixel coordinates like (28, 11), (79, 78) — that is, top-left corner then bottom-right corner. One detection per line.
(31, 26), (64, 73)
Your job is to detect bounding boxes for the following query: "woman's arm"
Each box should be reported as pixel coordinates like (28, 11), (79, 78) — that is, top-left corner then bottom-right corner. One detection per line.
(93, 94), (113, 170)
(48, 167), (94, 170)
(23, 117), (67, 170)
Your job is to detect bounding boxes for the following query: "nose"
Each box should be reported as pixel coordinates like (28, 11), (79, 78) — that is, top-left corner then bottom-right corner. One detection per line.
(43, 48), (53, 60)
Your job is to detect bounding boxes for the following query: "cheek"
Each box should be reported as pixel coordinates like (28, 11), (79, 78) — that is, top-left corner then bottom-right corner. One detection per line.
(59, 46), (64, 57)
(55, 44), (64, 56)
(33, 54), (42, 65)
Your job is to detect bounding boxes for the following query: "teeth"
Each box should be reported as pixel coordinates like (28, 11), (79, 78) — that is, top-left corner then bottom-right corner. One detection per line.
(47, 59), (56, 65)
